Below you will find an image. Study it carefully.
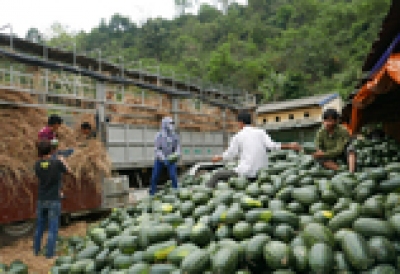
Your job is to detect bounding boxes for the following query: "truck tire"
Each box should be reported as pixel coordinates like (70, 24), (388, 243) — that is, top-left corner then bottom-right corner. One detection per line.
(61, 213), (72, 227)
(2, 220), (34, 237)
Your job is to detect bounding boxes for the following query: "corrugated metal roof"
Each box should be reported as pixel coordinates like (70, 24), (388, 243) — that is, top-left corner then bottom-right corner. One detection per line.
(342, 0), (400, 123)
(256, 93), (338, 114)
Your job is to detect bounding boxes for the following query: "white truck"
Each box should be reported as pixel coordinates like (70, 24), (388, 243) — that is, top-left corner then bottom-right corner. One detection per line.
(0, 33), (253, 235)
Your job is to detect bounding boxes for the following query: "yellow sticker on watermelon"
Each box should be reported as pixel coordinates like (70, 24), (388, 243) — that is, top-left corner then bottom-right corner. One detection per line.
(161, 203), (173, 213)
(322, 210), (333, 219)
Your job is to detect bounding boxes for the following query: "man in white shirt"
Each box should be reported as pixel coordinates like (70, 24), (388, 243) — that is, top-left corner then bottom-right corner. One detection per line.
(209, 112), (301, 187)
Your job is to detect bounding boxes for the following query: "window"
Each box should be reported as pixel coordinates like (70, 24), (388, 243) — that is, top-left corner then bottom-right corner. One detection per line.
(288, 114), (294, 120)
(275, 116), (280, 122)
(304, 112), (310, 118)
(263, 118), (267, 124)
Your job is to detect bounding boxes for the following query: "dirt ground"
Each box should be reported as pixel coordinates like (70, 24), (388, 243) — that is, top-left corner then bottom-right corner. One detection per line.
(0, 213), (105, 274)
(0, 190), (142, 273)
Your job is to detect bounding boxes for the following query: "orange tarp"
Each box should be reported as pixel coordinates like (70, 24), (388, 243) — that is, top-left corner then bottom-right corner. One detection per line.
(349, 53), (400, 134)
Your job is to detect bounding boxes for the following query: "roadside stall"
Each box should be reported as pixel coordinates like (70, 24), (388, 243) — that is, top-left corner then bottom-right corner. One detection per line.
(343, 0), (400, 140)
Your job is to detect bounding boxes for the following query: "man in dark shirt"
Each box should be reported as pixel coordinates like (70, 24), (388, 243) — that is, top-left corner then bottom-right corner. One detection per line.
(33, 141), (72, 258)
(81, 122), (97, 140)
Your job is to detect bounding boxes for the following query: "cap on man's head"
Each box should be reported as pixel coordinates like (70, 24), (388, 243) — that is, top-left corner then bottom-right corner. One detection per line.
(322, 108), (339, 121)
(237, 111), (252, 125)
(37, 140), (52, 157)
(48, 114), (63, 126)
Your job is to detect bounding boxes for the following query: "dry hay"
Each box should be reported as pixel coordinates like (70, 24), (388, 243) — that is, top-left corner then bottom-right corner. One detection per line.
(0, 155), (34, 202)
(0, 89), (39, 104)
(131, 94), (230, 132)
(111, 94), (160, 126)
(0, 89), (112, 204)
(56, 124), (80, 150)
(65, 140), (112, 194)
(74, 113), (96, 131)
(55, 126), (112, 195)
(0, 106), (43, 199)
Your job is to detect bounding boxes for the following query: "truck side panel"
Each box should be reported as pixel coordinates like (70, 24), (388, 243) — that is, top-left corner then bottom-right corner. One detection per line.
(106, 123), (226, 169)
(0, 176), (101, 225)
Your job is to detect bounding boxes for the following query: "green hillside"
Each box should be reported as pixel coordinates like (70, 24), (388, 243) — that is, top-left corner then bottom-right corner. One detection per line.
(28, 0), (391, 102)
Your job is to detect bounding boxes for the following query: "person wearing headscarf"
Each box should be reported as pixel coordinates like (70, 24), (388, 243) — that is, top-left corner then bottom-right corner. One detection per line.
(149, 117), (180, 195)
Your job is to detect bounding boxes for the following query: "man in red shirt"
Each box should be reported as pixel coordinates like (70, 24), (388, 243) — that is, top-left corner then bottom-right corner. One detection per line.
(38, 115), (74, 158)
(38, 115), (62, 142)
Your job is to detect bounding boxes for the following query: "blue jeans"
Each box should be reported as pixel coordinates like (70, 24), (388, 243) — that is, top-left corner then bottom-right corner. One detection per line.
(33, 200), (61, 258)
(149, 160), (178, 196)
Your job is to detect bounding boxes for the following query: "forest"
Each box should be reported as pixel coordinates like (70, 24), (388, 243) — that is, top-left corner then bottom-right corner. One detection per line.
(25, 0), (391, 102)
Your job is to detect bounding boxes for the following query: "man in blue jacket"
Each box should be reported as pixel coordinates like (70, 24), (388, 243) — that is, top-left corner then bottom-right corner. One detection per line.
(149, 117), (181, 195)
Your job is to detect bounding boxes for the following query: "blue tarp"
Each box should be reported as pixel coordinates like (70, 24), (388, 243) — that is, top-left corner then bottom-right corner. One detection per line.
(369, 32), (400, 77)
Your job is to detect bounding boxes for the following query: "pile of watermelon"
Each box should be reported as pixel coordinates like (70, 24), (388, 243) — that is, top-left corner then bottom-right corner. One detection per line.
(40, 137), (400, 273)
(0, 261), (27, 274)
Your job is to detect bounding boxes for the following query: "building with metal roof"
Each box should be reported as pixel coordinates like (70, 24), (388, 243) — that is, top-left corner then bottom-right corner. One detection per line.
(256, 93), (342, 143)
(256, 93), (341, 128)
(256, 93), (339, 114)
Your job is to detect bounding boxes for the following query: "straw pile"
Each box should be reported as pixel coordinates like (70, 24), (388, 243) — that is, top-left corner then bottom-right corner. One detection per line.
(56, 122), (112, 192)
(65, 139), (112, 194)
(0, 89), (112, 200)
(74, 113), (96, 132)
(0, 90), (47, 198)
(87, 91), (234, 133)
(178, 100), (225, 132)
(112, 94), (161, 126)
(48, 88), (236, 133)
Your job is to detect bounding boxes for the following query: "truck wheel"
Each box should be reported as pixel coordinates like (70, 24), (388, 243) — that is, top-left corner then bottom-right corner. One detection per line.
(2, 221), (34, 237)
(60, 214), (72, 227)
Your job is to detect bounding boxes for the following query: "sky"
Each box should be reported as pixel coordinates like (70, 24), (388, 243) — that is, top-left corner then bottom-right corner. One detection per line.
(0, 0), (246, 39)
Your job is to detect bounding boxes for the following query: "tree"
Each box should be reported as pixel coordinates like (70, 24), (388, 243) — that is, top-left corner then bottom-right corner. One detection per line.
(46, 22), (77, 50)
(207, 43), (237, 83)
(175, 0), (198, 16)
(198, 4), (221, 23)
(218, 0), (237, 15)
(258, 71), (287, 102)
(137, 18), (170, 61)
(109, 14), (131, 33)
(25, 28), (43, 43)
(32, 0), (392, 100)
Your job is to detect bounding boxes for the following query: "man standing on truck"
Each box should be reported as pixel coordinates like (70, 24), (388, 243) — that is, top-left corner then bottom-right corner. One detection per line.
(38, 114), (74, 158)
(76, 122), (97, 149)
(149, 117), (181, 196)
(33, 140), (73, 258)
(38, 114), (62, 142)
(210, 112), (301, 187)
(313, 108), (357, 173)
(80, 122), (97, 140)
